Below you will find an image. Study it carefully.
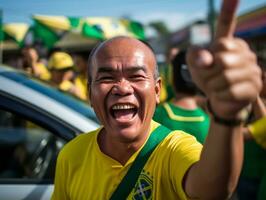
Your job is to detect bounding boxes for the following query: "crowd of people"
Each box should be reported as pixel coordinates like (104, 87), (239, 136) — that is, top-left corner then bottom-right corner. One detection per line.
(12, 45), (89, 101)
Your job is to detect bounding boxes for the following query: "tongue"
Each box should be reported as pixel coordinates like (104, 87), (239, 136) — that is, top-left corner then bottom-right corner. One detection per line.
(113, 109), (135, 121)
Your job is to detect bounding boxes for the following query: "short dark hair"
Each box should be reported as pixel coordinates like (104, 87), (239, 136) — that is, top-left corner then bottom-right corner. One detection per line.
(171, 50), (198, 95)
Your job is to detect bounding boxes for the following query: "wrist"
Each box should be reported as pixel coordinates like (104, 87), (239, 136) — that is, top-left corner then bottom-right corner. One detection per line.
(207, 101), (244, 126)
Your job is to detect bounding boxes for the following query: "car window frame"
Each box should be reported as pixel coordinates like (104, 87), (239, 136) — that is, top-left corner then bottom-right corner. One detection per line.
(0, 92), (79, 184)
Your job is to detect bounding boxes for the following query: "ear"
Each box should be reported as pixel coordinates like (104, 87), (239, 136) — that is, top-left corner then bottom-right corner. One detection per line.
(87, 84), (92, 107)
(155, 77), (162, 105)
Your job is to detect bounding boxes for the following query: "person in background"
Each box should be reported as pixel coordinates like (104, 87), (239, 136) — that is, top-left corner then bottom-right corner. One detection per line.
(21, 46), (51, 81)
(48, 51), (82, 99)
(237, 64), (266, 200)
(72, 51), (90, 101)
(153, 50), (210, 144)
(160, 46), (180, 102)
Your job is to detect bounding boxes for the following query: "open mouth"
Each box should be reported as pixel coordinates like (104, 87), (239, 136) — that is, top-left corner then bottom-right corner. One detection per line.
(110, 103), (138, 121)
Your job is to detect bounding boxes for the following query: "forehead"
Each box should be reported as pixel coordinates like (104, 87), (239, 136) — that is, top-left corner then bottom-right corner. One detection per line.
(92, 38), (155, 72)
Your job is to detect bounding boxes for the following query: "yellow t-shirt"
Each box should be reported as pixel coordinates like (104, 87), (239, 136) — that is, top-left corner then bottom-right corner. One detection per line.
(59, 76), (87, 100)
(248, 116), (266, 149)
(36, 62), (51, 81)
(51, 121), (202, 200)
(59, 80), (74, 92)
(74, 75), (87, 100)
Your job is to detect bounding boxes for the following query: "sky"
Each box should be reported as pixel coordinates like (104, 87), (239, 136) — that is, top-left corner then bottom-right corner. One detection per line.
(0, 0), (265, 32)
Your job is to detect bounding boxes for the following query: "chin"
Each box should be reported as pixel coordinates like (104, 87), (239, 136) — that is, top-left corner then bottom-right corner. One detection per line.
(113, 126), (141, 143)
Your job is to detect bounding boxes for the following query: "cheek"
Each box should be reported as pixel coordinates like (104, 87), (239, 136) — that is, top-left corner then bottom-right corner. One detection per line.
(134, 81), (157, 104)
(90, 84), (110, 108)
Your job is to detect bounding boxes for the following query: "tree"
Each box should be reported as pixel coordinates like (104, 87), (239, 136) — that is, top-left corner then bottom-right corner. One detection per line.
(148, 21), (170, 36)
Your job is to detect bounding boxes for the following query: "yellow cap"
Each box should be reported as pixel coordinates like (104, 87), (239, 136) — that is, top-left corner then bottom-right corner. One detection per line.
(48, 52), (74, 70)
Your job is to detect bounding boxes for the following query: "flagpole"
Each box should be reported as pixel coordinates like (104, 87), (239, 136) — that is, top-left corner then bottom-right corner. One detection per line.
(208, 0), (216, 41)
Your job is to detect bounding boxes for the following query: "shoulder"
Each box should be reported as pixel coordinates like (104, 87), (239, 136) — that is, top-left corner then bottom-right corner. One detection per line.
(58, 128), (100, 162)
(156, 128), (202, 156)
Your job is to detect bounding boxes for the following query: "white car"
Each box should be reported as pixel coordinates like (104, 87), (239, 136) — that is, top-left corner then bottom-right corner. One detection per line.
(0, 65), (100, 200)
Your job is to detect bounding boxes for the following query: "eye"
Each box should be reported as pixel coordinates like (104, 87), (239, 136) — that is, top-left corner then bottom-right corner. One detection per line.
(129, 74), (146, 81)
(96, 75), (114, 82)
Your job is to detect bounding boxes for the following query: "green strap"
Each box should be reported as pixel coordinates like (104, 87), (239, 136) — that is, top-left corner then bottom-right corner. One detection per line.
(110, 125), (172, 200)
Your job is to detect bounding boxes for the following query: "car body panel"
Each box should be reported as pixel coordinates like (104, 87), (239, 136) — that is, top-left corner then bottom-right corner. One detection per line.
(0, 76), (99, 132)
(0, 65), (100, 200)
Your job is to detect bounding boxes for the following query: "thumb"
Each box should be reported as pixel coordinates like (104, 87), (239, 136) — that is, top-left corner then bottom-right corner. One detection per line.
(186, 46), (213, 69)
(186, 47), (214, 94)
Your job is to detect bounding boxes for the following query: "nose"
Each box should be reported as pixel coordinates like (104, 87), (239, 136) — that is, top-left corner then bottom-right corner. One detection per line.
(111, 79), (133, 96)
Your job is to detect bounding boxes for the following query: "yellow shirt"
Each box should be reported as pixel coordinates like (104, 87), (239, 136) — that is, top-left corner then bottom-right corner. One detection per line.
(74, 75), (87, 100)
(35, 62), (51, 81)
(59, 75), (87, 100)
(59, 80), (74, 92)
(248, 116), (266, 149)
(51, 121), (202, 200)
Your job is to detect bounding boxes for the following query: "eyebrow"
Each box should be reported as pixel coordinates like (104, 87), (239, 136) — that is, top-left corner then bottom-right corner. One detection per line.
(97, 66), (147, 74)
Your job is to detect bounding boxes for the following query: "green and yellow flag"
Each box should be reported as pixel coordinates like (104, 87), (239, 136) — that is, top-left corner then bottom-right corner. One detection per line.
(1, 23), (30, 49)
(32, 15), (145, 49)
(82, 17), (145, 40)
(32, 15), (82, 48)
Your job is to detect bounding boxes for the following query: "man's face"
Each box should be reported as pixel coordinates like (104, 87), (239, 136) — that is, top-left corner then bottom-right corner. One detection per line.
(22, 48), (38, 64)
(89, 38), (161, 142)
(51, 70), (64, 85)
(74, 55), (87, 74)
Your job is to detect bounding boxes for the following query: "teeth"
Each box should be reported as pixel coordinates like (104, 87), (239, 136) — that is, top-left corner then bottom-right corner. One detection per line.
(112, 104), (135, 110)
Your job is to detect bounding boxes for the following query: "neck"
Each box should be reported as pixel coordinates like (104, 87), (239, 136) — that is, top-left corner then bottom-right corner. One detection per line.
(172, 94), (198, 110)
(98, 127), (150, 165)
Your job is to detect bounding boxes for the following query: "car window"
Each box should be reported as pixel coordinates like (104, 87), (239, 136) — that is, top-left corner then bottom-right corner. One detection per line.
(0, 109), (65, 181)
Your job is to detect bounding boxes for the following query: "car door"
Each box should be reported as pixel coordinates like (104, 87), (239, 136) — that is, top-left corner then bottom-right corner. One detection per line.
(0, 92), (80, 200)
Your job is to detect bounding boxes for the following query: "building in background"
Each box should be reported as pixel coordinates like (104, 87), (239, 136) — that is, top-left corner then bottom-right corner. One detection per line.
(169, 20), (211, 50)
(236, 5), (266, 67)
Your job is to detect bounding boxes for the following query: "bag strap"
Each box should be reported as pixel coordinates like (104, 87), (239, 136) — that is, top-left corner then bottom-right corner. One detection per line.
(110, 125), (172, 200)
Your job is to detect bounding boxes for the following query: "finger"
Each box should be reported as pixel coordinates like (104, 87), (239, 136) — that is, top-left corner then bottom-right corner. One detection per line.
(206, 66), (259, 92)
(212, 38), (249, 53)
(186, 47), (221, 81)
(186, 47), (219, 93)
(213, 51), (257, 70)
(186, 46), (213, 69)
(213, 82), (261, 102)
(215, 0), (239, 39)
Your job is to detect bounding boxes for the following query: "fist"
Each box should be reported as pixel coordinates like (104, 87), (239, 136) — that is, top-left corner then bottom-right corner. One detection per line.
(186, 38), (262, 119)
(186, 0), (262, 120)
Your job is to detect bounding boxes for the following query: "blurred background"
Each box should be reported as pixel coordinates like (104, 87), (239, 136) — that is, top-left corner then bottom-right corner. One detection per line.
(0, 0), (265, 102)
(0, 1), (266, 199)
(0, 0), (265, 64)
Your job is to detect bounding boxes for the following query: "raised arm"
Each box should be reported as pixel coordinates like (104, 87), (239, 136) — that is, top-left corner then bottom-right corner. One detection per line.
(184, 0), (262, 199)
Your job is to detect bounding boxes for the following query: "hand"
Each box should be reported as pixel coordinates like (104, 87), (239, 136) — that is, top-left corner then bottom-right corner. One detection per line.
(186, 0), (262, 120)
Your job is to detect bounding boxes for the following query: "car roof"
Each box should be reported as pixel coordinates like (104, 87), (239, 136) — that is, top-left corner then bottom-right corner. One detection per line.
(0, 65), (99, 133)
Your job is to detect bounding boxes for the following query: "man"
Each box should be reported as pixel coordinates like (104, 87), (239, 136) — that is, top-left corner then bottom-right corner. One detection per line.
(237, 67), (266, 200)
(153, 50), (210, 144)
(72, 51), (90, 100)
(51, 0), (262, 199)
(48, 51), (84, 99)
(21, 46), (51, 81)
